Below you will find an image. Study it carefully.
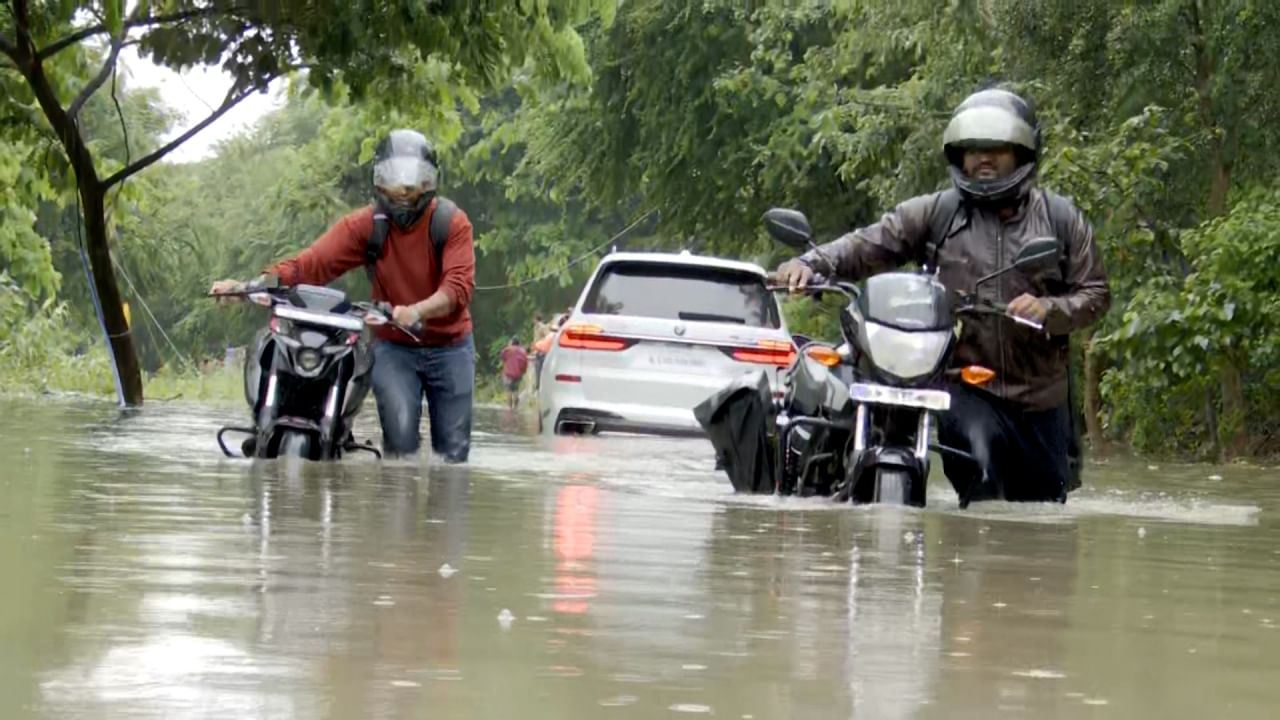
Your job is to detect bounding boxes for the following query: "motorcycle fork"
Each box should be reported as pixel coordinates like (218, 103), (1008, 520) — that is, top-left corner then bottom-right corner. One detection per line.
(849, 405), (932, 466)
(255, 369), (280, 454)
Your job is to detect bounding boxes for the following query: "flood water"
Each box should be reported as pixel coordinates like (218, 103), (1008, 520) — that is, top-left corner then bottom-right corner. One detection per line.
(1, 395), (1277, 719)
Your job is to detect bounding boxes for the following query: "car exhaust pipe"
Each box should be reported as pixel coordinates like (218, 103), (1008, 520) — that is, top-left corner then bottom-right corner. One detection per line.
(556, 418), (598, 435)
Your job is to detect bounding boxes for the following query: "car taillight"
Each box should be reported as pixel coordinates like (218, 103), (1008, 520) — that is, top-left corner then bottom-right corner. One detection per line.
(558, 324), (631, 351)
(730, 339), (796, 367)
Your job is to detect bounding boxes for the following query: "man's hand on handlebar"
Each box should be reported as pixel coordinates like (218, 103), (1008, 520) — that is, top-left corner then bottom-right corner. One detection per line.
(392, 305), (422, 328)
(209, 279), (246, 304)
(1007, 293), (1048, 324)
(774, 259), (817, 292)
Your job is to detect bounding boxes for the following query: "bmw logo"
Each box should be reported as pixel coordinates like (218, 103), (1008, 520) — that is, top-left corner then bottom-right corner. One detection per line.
(674, 324), (686, 336)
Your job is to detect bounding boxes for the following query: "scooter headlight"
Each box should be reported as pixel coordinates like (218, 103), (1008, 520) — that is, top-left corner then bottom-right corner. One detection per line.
(864, 322), (950, 381)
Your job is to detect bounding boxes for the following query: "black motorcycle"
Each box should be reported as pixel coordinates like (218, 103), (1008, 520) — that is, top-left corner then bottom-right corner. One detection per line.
(211, 278), (420, 461)
(696, 208), (1059, 507)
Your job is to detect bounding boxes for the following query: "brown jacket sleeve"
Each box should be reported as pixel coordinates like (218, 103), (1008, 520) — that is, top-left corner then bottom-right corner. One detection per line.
(800, 193), (936, 280)
(264, 207), (372, 286)
(438, 209), (475, 309)
(1043, 206), (1111, 335)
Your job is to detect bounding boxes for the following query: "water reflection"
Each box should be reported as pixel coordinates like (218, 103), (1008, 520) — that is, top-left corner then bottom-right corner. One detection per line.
(550, 483), (598, 615)
(846, 510), (942, 719)
(2, 396), (1278, 720)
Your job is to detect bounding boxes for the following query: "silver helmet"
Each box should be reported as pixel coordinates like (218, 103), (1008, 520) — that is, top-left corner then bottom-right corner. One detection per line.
(942, 88), (1040, 204)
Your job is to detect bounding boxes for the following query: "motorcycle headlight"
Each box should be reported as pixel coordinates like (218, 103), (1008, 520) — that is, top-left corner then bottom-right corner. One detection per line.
(296, 348), (323, 373)
(864, 322), (950, 380)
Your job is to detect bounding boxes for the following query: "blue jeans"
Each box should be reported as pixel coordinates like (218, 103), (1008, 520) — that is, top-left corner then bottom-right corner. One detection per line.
(370, 335), (475, 462)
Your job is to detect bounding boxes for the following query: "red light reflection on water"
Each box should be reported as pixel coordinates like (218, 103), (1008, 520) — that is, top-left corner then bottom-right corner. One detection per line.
(552, 484), (598, 615)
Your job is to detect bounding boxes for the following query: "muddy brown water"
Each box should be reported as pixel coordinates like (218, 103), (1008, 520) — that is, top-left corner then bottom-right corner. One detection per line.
(1, 395), (1277, 719)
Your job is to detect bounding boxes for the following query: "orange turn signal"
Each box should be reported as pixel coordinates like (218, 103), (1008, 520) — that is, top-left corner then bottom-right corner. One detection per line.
(804, 345), (842, 367)
(960, 365), (996, 386)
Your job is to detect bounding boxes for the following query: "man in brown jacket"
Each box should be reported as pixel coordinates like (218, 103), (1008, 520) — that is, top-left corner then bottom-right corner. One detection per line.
(775, 87), (1110, 502)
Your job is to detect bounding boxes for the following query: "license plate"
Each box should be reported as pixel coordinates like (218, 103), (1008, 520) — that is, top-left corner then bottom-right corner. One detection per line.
(645, 345), (707, 369)
(848, 382), (951, 411)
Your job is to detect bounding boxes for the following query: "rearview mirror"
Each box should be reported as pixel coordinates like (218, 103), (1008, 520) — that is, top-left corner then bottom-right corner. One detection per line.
(762, 208), (813, 249)
(974, 237), (1062, 290)
(1012, 237), (1060, 272)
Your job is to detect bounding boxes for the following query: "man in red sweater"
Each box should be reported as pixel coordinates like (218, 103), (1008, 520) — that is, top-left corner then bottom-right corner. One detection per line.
(210, 129), (477, 462)
(498, 337), (529, 409)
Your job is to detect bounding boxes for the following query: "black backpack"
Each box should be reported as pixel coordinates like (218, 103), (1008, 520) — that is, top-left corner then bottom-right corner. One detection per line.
(364, 197), (457, 288)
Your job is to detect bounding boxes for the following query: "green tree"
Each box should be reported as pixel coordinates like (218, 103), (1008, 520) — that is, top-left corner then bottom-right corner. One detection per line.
(2, 0), (608, 405)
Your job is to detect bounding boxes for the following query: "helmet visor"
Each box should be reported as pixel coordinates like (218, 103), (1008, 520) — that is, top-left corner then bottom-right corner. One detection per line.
(373, 156), (438, 193)
(943, 105), (1036, 152)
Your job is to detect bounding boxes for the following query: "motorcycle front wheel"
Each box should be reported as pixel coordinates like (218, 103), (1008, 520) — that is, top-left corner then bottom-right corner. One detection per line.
(873, 467), (911, 505)
(280, 430), (313, 461)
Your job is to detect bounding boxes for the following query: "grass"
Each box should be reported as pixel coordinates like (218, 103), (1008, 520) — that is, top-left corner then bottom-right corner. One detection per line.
(2, 344), (525, 408)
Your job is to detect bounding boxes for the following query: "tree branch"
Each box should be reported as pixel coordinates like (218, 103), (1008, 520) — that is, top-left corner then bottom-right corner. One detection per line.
(67, 37), (127, 120)
(36, 7), (227, 61)
(106, 64), (131, 214)
(102, 77), (279, 189)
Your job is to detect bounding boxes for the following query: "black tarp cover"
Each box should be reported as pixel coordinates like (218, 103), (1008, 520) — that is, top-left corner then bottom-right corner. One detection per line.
(694, 370), (776, 494)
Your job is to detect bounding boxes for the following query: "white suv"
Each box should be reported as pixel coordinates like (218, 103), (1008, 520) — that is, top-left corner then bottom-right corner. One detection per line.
(537, 251), (793, 435)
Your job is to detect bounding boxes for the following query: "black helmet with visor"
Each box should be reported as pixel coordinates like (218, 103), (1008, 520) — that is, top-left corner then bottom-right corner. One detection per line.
(372, 129), (440, 230)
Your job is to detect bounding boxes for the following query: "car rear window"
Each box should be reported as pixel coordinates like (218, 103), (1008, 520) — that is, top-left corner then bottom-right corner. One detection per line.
(581, 262), (780, 328)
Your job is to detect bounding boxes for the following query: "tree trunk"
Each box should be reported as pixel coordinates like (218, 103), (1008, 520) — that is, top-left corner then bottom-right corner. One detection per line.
(1203, 388), (1221, 462)
(1082, 333), (1106, 451)
(1218, 358), (1248, 461)
(80, 183), (145, 405)
(5, 11), (145, 406)
(1188, 4), (1241, 458)
(1207, 156), (1232, 218)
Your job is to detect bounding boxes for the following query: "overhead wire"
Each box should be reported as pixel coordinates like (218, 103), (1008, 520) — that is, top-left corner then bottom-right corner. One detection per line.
(473, 209), (654, 291)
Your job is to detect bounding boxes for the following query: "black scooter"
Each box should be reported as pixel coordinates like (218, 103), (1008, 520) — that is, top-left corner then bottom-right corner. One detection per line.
(210, 278), (420, 461)
(697, 208), (1060, 507)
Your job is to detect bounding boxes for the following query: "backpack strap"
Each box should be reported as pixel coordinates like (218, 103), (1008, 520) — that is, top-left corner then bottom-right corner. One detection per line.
(363, 197), (458, 292)
(1041, 188), (1084, 492)
(365, 211), (391, 289)
(428, 196), (457, 282)
(1040, 188), (1075, 280)
(924, 188), (965, 271)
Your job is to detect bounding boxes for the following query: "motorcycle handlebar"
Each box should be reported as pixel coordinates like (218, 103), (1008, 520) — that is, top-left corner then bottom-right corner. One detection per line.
(956, 301), (1045, 332)
(765, 271), (829, 286)
(353, 301), (423, 342)
(764, 273), (863, 301)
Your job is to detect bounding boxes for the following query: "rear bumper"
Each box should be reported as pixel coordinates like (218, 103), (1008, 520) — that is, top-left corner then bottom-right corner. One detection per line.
(552, 405), (707, 437)
(550, 399), (711, 435)
(537, 346), (783, 438)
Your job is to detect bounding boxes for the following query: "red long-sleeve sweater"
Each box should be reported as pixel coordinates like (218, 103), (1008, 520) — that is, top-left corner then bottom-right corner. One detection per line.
(265, 200), (475, 347)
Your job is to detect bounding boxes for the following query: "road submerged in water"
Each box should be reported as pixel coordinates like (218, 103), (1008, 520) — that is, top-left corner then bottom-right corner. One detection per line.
(1, 395), (1277, 719)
